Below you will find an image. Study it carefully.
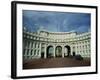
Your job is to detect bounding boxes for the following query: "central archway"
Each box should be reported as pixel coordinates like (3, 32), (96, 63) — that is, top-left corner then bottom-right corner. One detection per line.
(47, 46), (54, 58)
(55, 46), (62, 57)
(64, 45), (71, 57)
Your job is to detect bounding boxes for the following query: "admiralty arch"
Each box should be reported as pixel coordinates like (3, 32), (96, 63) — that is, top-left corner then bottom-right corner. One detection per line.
(23, 29), (91, 60)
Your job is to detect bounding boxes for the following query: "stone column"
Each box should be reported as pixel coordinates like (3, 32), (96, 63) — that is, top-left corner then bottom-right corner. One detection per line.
(35, 50), (37, 57)
(39, 43), (41, 58)
(86, 44), (88, 57)
(80, 43), (81, 56)
(28, 41), (31, 59)
(81, 43), (84, 57)
(28, 41), (32, 59)
(71, 45), (73, 56)
(36, 42), (38, 49)
(23, 42), (28, 56)
(75, 43), (77, 55)
(25, 41), (28, 53)
(25, 41), (29, 59)
(31, 50), (34, 59)
(24, 49), (27, 59)
(84, 43), (87, 57)
(53, 45), (55, 58)
(35, 43), (38, 57)
(32, 42), (34, 50)
(83, 44), (84, 57)
(32, 42), (34, 56)
(44, 44), (47, 58)
(62, 46), (64, 58)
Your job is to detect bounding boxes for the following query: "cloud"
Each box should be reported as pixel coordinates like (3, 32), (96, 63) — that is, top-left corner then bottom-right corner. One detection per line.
(23, 10), (90, 33)
(74, 25), (90, 33)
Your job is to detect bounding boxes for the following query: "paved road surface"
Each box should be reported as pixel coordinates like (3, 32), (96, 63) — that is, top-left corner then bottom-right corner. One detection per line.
(23, 57), (90, 69)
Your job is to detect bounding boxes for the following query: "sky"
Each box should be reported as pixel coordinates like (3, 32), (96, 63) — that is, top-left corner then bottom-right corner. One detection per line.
(23, 10), (91, 33)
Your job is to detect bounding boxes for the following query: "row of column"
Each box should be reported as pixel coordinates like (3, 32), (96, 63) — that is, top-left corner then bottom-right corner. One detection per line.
(75, 43), (91, 57)
(23, 42), (74, 59)
(23, 40), (42, 59)
(23, 41), (91, 60)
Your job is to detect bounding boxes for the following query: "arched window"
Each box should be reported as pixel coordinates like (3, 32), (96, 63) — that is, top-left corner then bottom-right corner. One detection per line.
(31, 50), (33, 55)
(34, 50), (36, 55)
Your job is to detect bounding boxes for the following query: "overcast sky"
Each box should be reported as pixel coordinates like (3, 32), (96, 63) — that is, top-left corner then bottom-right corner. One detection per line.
(23, 10), (91, 33)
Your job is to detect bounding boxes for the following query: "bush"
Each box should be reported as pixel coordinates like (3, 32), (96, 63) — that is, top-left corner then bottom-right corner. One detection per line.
(68, 55), (73, 58)
(74, 54), (83, 60)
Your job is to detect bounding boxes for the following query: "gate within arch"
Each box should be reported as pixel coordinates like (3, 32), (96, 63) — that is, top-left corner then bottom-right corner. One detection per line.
(64, 45), (71, 57)
(55, 46), (62, 57)
(47, 46), (54, 58)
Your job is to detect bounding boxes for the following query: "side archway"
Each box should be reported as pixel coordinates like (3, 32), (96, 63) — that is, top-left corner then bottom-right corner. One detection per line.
(64, 45), (71, 57)
(47, 46), (54, 58)
(55, 46), (62, 57)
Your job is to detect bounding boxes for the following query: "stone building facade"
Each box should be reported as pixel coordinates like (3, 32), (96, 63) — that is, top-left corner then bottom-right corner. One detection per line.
(23, 29), (91, 60)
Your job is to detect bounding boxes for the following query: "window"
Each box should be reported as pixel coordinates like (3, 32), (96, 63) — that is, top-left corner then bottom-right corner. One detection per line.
(31, 42), (33, 48)
(34, 50), (36, 55)
(28, 41), (30, 48)
(85, 45), (87, 48)
(38, 43), (40, 48)
(31, 50), (33, 55)
(35, 43), (37, 48)
(37, 50), (39, 55)
(27, 49), (29, 55)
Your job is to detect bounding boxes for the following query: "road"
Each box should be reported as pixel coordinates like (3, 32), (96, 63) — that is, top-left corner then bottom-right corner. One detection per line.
(23, 57), (90, 69)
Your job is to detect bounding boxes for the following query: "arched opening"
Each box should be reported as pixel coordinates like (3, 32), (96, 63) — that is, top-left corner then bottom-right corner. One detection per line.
(41, 43), (45, 58)
(47, 46), (54, 58)
(55, 46), (62, 57)
(64, 45), (71, 57)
